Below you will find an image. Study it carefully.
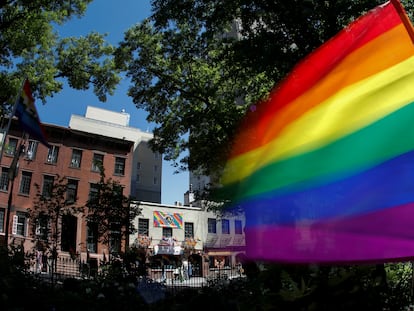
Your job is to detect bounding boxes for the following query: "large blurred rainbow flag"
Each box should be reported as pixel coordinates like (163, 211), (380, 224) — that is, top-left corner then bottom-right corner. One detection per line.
(221, 0), (414, 263)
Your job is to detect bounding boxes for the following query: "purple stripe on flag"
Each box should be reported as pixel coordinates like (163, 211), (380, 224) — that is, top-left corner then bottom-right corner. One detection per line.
(245, 203), (414, 263)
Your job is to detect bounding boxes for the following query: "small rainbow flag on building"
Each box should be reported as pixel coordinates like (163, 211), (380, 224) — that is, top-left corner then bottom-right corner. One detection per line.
(153, 211), (183, 229)
(221, 0), (414, 263)
(15, 79), (49, 147)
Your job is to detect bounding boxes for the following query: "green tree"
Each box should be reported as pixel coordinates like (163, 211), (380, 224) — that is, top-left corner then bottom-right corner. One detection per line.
(0, 0), (120, 112)
(115, 10), (273, 176)
(29, 175), (83, 273)
(117, 0), (414, 176)
(85, 166), (141, 259)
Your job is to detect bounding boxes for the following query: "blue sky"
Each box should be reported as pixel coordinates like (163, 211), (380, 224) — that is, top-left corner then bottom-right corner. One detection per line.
(36, 0), (189, 205)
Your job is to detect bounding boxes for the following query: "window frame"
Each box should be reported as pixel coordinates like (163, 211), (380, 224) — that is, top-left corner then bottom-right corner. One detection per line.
(0, 208), (4, 233)
(234, 220), (243, 235)
(19, 171), (32, 195)
(5, 137), (18, 156)
(138, 218), (149, 236)
(221, 219), (230, 235)
(35, 213), (49, 241)
(42, 175), (54, 198)
(184, 222), (194, 238)
(26, 140), (38, 160)
(208, 218), (217, 234)
(70, 149), (82, 168)
(87, 222), (98, 253)
(109, 222), (122, 255)
(162, 227), (173, 238)
(47, 145), (59, 164)
(13, 212), (27, 236)
(66, 179), (79, 203)
(92, 153), (104, 172)
(114, 157), (125, 175)
(0, 167), (9, 191)
(88, 183), (99, 201)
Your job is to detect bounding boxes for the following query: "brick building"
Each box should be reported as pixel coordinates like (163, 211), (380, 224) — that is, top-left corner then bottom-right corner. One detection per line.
(0, 118), (134, 267)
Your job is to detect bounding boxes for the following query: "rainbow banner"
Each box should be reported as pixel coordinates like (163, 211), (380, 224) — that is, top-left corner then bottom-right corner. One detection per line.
(221, 0), (414, 263)
(153, 211), (183, 229)
(15, 79), (49, 147)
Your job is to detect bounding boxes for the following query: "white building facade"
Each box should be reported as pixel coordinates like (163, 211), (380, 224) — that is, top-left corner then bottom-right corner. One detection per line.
(130, 200), (246, 279)
(69, 106), (162, 203)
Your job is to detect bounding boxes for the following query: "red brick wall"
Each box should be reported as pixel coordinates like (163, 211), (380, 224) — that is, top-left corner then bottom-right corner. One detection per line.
(0, 121), (133, 259)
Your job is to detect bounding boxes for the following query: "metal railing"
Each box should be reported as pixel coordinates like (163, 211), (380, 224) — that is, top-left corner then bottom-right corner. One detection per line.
(26, 255), (246, 294)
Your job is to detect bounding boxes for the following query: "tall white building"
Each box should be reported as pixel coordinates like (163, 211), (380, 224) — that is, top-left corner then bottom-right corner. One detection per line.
(69, 106), (162, 203)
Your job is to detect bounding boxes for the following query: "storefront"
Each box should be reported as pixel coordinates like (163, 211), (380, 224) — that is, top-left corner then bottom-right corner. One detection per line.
(148, 237), (183, 280)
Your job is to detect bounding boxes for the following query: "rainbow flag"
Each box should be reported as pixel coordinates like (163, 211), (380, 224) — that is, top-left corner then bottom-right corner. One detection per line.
(221, 0), (414, 263)
(15, 79), (49, 147)
(153, 211), (183, 229)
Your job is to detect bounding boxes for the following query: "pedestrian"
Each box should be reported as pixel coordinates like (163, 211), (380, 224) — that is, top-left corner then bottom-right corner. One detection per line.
(188, 261), (193, 279)
(161, 262), (166, 283)
(174, 266), (179, 280)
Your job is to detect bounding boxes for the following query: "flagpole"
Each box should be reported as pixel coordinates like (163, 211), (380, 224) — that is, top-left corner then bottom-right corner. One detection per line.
(392, 1), (414, 303)
(391, 0), (414, 44)
(1, 77), (27, 248)
(0, 79), (26, 166)
(4, 136), (26, 247)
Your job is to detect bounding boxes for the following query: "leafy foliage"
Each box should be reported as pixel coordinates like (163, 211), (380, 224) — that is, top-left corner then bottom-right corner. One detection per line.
(85, 166), (141, 256)
(117, 0), (414, 175)
(0, 0), (120, 114)
(29, 175), (83, 254)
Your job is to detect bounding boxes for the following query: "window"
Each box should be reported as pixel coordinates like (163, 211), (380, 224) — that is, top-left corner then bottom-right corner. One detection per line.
(0, 167), (9, 191)
(109, 222), (121, 254)
(0, 208), (4, 233)
(12, 212), (27, 236)
(154, 152), (159, 159)
(19, 171), (32, 195)
(136, 174), (140, 183)
(235, 220), (243, 235)
(208, 218), (217, 234)
(138, 218), (149, 236)
(92, 153), (104, 172)
(47, 145), (59, 164)
(42, 175), (54, 198)
(137, 162), (141, 170)
(87, 222), (98, 253)
(25, 140), (38, 160)
(114, 184), (123, 196)
(221, 219), (230, 234)
(35, 213), (48, 241)
(153, 177), (158, 185)
(154, 165), (158, 172)
(184, 222), (194, 238)
(162, 227), (173, 238)
(66, 179), (78, 203)
(114, 157), (125, 175)
(5, 138), (18, 156)
(88, 183), (99, 201)
(70, 149), (82, 168)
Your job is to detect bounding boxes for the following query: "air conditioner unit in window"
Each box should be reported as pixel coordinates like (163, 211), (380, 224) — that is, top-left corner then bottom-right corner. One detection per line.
(26, 151), (33, 160)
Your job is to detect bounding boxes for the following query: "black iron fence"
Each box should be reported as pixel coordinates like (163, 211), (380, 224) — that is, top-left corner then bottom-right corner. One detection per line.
(26, 255), (246, 293)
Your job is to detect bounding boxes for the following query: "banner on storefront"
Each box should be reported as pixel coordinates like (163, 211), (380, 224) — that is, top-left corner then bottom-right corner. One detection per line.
(153, 211), (183, 229)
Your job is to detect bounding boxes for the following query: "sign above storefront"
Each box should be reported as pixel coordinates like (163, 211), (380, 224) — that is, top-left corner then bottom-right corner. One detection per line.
(153, 244), (183, 255)
(153, 211), (183, 229)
